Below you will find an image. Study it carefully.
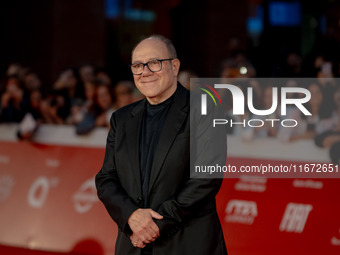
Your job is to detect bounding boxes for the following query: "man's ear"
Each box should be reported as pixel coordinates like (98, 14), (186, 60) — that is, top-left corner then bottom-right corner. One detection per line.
(172, 58), (181, 76)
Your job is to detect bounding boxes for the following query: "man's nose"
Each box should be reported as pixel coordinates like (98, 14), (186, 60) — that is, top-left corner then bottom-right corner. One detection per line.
(141, 64), (153, 76)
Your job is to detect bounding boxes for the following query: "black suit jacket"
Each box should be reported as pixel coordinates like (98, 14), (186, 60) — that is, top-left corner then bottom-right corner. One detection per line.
(95, 84), (228, 255)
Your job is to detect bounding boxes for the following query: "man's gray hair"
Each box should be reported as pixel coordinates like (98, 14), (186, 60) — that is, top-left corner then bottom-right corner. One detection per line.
(132, 34), (177, 59)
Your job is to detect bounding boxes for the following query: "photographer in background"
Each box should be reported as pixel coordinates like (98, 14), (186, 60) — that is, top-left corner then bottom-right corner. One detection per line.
(0, 75), (26, 123)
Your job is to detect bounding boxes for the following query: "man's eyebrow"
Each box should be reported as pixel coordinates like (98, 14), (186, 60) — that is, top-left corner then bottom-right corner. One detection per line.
(131, 57), (160, 64)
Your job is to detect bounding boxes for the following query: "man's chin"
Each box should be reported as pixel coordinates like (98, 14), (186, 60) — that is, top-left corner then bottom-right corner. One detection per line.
(144, 94), (158, 100)
(140, 90), (158, 98)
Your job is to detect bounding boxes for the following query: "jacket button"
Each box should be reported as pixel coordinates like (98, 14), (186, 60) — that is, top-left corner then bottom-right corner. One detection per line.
(137, 196), (143, 203)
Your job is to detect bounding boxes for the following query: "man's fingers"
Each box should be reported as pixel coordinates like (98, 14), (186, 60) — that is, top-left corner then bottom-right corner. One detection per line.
(149, 209), (163, 220)
(149, 222), (160, 237)
(137, 243), (146, 249)
(133, 227), (157, 243)
(128, 209), (162, 242)
(143, 227), (160, 241)
(132, 241), (146, 248)
(131, 234), (148, 248)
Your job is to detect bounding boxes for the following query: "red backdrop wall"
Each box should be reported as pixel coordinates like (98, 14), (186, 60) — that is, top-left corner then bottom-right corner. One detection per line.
(0, 125), (339, 255)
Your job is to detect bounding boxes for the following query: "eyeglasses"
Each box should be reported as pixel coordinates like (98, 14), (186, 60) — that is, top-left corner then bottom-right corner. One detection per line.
(130, 58), (174, 75)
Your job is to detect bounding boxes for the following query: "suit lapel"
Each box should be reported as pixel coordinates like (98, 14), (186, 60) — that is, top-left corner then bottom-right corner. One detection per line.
(148, 85), (189, 194)
(125, 100), (146, 194)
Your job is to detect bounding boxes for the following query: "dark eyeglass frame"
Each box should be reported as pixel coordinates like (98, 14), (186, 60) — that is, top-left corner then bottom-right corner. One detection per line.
(130, 58), (174, 75)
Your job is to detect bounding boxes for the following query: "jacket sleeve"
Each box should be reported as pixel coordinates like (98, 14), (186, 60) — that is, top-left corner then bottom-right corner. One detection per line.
(155, 100), (227, 239)
(95, 112), (139, 235)
(155, 178), (224, 239)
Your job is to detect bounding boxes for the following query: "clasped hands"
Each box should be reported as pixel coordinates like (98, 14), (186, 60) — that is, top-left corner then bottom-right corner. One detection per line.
(128, 208), (163, 248)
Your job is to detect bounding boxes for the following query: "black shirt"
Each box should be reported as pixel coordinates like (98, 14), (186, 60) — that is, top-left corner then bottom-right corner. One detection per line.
(140, 95), (173, 208)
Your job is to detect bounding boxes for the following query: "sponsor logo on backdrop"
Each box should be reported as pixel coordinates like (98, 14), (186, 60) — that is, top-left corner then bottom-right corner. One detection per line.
(234, 176), (267, 192)
(292, 179), (323, 189)
(279, 203), (312, 233)
(225, 199), (258, 224)
(331, 228), (340, 246)
(0, 155), (10, 164)
(0, 174), (15, 202)
(72, 178), (99, 214)
(27, 176), (59, 208)
(45, 159), (60, 168)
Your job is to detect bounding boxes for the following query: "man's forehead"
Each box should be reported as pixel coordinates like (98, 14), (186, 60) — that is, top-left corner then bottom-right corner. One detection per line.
(132, 38), (168, 61)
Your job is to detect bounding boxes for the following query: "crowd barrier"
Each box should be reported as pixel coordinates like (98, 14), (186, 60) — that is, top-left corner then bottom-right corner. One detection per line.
(0, 124), (339, 255)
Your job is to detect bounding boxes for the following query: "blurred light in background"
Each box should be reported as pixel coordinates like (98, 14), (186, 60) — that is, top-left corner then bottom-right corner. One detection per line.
(105, 0), (120, 18)
(269, 1), (301, 27)
(247, 5), (263, 35)
(106, 0), (155, 21)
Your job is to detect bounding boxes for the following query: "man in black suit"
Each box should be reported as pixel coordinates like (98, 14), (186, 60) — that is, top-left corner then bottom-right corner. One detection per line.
(95, 35), (228, 255)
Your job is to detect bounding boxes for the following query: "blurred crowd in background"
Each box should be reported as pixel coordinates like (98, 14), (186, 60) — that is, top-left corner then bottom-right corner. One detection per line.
(0, 63), (143, 136)
(0, 44), (339, 163)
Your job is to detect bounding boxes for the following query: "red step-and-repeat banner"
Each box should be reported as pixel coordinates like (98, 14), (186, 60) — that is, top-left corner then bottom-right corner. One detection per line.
(0, 125), (339, 255)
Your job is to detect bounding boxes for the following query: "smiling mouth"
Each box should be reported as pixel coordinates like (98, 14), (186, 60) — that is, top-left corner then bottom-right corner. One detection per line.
(141, 80), (157, 84)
